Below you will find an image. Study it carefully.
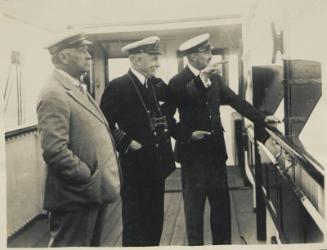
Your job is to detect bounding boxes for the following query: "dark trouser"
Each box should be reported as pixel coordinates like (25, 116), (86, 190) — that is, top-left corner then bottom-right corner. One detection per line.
(47, 204), (109, 247)
(181, 157), (231, 245)
(121, 180), (165, 246)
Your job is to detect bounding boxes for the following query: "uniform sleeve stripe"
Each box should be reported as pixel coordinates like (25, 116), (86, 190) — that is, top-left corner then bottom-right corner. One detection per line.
(113, 129), (125, 138)
(113, 129), (126, 145)
(116, 134), (124, 144)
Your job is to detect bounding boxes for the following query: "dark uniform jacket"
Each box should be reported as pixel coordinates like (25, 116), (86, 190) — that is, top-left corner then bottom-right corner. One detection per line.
(168, 66), (266, 164)
(100, 69), (176, 182)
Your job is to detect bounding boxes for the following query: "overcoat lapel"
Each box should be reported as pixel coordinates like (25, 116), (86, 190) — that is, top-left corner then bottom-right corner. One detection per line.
(52, 71), (107, 126)
(86, 92), (110, 128)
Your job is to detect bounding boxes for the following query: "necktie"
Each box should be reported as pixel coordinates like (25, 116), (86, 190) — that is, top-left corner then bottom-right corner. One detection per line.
(78, 83), (88, 96)
(199, 74), (211, 88)
(144, 78), (148, 88)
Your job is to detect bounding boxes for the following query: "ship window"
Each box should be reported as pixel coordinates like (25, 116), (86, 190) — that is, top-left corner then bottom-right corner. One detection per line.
(227, 54), (239, 93)
(108, 58), (130, 82)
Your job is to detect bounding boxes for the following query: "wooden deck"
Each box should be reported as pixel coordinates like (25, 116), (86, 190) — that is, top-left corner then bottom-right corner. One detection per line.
(8, 167), (261, 247)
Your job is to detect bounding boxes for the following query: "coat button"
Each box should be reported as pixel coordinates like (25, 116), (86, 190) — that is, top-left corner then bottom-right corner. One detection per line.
(164, 129), (168, 132)
(209, 115), (212, 118)
(154, 132), (157, 136)
(155, 144), (159, 148)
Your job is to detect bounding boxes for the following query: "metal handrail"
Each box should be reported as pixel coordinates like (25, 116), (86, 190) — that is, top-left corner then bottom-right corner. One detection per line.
(5, 125), (38, 140)
(246, 124), (324, 187)
(257, 140), (326, 235)
(265, 126), (324, 187)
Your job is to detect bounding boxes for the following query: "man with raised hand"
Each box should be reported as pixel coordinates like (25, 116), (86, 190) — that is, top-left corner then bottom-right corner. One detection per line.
(168, 33), (279, 245)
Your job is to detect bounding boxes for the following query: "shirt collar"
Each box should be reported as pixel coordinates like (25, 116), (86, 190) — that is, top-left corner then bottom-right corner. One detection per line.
(130, 67), (146, 85)
(55, 68), (81, 87)
(187, 63), (212, 88)
(187, 63), (201, 76)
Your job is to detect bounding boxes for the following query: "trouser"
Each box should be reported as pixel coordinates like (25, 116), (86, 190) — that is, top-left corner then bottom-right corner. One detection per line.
(121, 180), (165, 246)
(181, 157), (231, 245)
(47, 203), (109, 247)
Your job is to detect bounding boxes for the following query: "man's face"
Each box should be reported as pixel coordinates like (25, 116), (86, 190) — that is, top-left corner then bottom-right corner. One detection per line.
(59, 45), (92, 76)
(192, 49), (212, 70)
(138, 53), (160, 78)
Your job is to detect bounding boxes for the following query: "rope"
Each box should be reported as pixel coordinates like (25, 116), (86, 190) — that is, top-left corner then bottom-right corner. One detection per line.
(4, 64), (12, 99)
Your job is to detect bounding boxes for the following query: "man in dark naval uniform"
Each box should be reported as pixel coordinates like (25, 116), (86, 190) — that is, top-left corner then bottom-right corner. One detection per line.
(100, 36), (176, 246)
(168, 33), (279, 245)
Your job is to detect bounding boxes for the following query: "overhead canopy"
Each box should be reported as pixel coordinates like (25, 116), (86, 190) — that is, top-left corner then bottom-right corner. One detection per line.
(1, 0), (259, 32)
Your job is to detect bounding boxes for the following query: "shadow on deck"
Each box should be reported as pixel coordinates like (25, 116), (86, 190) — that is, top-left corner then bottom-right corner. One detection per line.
(8, 167), (259, 247)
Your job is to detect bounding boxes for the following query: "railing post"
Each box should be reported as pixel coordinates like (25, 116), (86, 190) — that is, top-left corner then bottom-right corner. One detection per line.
(254, 124), (266, 241)
(251, 65), (283, 242)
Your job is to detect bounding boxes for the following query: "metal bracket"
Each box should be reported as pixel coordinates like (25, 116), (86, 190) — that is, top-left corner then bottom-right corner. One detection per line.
(271, 22), (284, 64)
(287, 79), (321, 85)
(11, 50), (21, 65)
(283, 117), (307, 123)
(285, 157), (297, 173)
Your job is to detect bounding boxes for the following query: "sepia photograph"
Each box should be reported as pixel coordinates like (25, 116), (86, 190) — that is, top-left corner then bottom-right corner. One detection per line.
(0, 0), (326, 249)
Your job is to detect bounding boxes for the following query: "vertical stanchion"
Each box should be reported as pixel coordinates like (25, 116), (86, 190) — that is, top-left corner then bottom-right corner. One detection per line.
(254, 124), (266, 241)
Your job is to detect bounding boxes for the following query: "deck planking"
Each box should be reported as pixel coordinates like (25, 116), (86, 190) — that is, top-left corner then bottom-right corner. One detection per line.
(8, 167), (262, 247)
(160, 192), (183, 245)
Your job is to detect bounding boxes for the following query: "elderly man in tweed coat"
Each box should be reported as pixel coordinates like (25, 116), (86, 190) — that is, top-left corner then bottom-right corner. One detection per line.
(37, 32), (121, 247)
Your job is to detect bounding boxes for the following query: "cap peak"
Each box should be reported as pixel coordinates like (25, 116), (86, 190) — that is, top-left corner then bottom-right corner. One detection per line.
(45, 31), (92, 55)
(178, 33), (211, 56)
(122, 36), (162, 55)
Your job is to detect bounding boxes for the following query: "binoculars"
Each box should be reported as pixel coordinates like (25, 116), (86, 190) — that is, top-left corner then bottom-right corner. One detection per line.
(149, 115), (168, 131)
